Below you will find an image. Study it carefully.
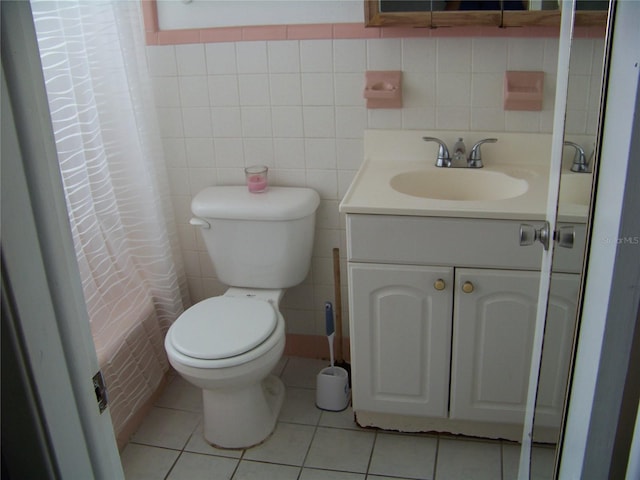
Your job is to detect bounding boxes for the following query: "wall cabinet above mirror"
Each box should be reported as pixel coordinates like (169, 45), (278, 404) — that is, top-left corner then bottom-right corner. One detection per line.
(365, 1), (608, 28)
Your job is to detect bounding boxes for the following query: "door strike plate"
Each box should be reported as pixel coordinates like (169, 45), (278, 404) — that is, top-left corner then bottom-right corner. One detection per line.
(93, 370), (108, 414)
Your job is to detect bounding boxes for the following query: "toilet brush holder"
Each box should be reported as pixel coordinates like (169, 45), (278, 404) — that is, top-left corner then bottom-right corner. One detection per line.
(316, 366), (350, 411)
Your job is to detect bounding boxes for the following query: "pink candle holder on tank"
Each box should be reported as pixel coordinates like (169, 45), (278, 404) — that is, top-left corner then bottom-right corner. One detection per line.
(245, 165), (268, 193)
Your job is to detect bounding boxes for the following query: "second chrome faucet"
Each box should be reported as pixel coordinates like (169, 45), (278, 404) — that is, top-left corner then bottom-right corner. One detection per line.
(423, 136), (497, 168)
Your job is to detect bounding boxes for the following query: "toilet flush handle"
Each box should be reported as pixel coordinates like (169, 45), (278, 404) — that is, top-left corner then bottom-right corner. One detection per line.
(190, 217), (210, 229)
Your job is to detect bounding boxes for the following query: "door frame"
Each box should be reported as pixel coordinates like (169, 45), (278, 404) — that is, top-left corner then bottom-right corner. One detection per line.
(558, 0), (640, 476)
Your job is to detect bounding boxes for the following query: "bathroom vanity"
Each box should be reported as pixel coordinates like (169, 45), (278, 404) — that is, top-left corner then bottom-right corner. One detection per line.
(339, 130), (590, 441)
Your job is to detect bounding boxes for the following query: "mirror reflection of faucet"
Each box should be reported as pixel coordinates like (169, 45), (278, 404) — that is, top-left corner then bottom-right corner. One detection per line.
(563, 141), (591, 173)
(423, 136), (497, 168)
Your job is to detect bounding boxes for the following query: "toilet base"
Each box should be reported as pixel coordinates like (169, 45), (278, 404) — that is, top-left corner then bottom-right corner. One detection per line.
(202, 374), (285, 449)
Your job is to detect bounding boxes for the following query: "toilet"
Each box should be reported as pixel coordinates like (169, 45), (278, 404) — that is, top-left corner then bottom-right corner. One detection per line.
(164, 185), (320, 449)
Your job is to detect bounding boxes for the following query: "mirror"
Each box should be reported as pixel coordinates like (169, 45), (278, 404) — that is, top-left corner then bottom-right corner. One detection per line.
(366, 0), (608, 27)
(528, 1), (610, 477)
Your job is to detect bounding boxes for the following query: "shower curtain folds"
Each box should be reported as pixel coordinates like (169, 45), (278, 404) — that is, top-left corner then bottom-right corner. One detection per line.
(30, 0), (188, 446)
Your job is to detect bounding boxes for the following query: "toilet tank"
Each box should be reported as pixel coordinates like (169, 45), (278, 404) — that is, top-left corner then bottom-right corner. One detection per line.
(191, 186), (320, 289)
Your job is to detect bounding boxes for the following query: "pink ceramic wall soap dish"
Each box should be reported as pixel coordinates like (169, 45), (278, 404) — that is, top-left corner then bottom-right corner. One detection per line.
(503, 71), (544, 111)
(364, 71), (402, 109)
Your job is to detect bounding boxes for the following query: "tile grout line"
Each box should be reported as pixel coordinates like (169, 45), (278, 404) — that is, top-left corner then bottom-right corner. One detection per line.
(163, 450), (182, 480)
(364, 429), (379, 478)
(500, 441), (505, 480)
(280, 354), (312, 480)
(229, 447), (247, 480)
(432, 434), (440, 480)
(295, 394), (323, 480)
(167, 413), (211, 479)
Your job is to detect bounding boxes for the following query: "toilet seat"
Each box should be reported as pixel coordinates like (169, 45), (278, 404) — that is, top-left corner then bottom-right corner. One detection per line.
(169, 297), (277, 360)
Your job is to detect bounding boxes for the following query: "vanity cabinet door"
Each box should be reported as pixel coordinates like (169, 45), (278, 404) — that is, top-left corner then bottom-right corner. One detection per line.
(449, 269), (578, 426)
(348, 263), (453, 418)
(450, 268), (539, 424)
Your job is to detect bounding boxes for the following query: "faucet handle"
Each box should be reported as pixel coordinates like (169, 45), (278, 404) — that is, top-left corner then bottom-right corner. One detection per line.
(468, 138), (497, 168)
(422, 137), (451, 167)
(564, 141), (589, 173)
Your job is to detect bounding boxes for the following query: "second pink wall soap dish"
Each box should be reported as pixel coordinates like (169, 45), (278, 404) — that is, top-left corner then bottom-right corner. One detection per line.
(364, 71), (402, 109)
(504, 71), (545, 111)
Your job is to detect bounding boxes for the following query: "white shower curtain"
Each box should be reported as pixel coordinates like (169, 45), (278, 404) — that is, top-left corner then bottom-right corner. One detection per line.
(30, 0), (188, 444)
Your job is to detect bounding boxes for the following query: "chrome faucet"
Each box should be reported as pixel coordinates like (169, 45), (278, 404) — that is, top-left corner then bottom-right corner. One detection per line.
(564, 141), (590, 173)
(467, 138), (497, 168)
(452, 137), (466, 166)
(422, 137), (451, 167)
(423, 136), (497, 168)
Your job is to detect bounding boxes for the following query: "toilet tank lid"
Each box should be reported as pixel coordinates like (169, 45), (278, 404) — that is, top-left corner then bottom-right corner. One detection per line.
(192, 186), (320, 221)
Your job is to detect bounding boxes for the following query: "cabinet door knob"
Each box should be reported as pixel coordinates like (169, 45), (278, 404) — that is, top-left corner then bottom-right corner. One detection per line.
(434, 279), (446, 291)
(556, 225), (575, 249)
(519, 221), (550, 250)
(462, 281), (474, 294)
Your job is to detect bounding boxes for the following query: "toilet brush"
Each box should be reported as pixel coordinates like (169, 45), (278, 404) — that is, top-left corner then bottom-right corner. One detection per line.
(316, 303), (350, 411)
(325, 302), (335, 368)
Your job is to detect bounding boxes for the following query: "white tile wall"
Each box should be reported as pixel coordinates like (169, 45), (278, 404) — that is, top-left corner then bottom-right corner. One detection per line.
(147, 36), (603, 337)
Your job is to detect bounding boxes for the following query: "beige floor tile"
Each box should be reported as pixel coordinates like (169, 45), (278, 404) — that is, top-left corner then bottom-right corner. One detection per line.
(232, 460), (299, 480)
(304, 427), (375, 473)
(120, 443), (179, 480)
(531, 446), (556, 480)
(279, 387), (322, 425)
(243, 422), (315, 466)
(183, 420), (244, 458)
(502, 443), (555, 480)
(167, 452), (238, 480)
(501, 442), (521, 480)
(155, 376), (202, 413)
(318, 406), (359, 430)
(368, 476), (425, 480)
(299, 467), (365, 479)
(130, 407), (200, 450)
(436, 438), (502, 480)
(368, 433), (437, 479)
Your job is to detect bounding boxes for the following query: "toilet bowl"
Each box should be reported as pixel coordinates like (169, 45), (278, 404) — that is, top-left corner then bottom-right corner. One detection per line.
(164, 185), (320, 449)
(165, 288), (286, 449)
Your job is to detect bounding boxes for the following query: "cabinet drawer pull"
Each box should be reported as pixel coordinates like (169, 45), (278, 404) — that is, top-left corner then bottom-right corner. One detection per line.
(462, 281), (474, 294)
(434, 279), (446, 291)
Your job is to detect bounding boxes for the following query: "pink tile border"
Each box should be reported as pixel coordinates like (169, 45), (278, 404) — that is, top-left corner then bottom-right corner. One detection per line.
(142, 0), (595, 46)
(243, 25), (288, 41)
(141, 0), (158, 35)
(287, 23), (334, 40)
(200, 27), (243, 44)
(333, 23), (381, 39)
(157, 28), (200, 45)
(284, 333), (351, 362)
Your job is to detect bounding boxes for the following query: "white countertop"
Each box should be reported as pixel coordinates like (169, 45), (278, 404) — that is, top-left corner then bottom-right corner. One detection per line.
(339, 130), (590, 223)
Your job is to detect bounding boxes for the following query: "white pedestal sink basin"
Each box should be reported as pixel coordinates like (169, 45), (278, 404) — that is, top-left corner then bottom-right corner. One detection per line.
(390, 169), (529, 201)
